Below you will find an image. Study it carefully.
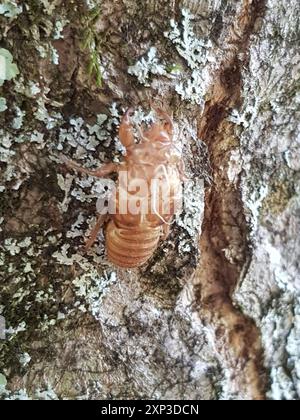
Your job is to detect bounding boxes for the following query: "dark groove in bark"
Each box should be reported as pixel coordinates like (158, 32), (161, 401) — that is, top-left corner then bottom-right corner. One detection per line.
(195, 0), (268, 400)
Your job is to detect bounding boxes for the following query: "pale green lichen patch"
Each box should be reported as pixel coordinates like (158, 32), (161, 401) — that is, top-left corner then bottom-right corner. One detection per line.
(165, 9), (214, 70)
(85, 0), (97, 9)
(0, 48), (19, 86)
(11, 106), (26, 130)
(38, 0), (58, 16)
(164, 9), (215, 106)
(54, 107), (120, 212)
(0, 1), (22, 18)
(0, 373), (7, 388)
(0, 129), (36, 192)
(0, 382), (59, 400)
(0, 221), (118, 391)
(128, 47), (166, 86)
(72, 271), (117, 320)
(0, 97), (7, 112)
(126, 8), (216, 105)
(53, 19), (68, 40)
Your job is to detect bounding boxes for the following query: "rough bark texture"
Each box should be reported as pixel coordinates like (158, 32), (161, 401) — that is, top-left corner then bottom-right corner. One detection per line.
(0, 0), (299, 400)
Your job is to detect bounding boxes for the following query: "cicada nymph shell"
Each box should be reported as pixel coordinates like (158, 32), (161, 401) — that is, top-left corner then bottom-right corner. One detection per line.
(65, 109), (186, 269)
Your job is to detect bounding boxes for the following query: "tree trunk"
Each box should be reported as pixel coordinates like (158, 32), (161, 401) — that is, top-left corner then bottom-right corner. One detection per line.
(0, 0), (299, 400)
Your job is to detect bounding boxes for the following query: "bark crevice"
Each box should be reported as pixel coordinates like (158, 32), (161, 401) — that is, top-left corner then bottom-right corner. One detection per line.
(195, 0), (268, 400)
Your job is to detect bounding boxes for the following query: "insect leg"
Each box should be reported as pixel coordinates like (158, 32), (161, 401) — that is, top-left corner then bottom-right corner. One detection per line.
(177, 160), (189, 181)
(62, 157), (118, 178)
(119, 108), (135, 148)
(85, 214), (109, 250)
(162, 224), (171, 240)
(154, 108), (174, 135)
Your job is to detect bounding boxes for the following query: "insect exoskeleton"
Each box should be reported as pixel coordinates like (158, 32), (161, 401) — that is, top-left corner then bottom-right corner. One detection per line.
(105, 221), (162, 269)
(64, 108), (186, 269)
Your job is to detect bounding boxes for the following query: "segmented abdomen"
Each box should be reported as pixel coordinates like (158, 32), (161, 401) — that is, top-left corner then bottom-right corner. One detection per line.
(106, 220), (161, 268)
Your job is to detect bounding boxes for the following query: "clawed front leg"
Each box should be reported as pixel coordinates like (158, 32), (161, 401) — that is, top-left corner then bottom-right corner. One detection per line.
(119, 108), (135, 148)
(85, 214), (109, 250)
(62, 156), (118, 178)
(162, 224), (171, 240)
(177, 160), (189, 182)
(154, 107), (174, 136)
